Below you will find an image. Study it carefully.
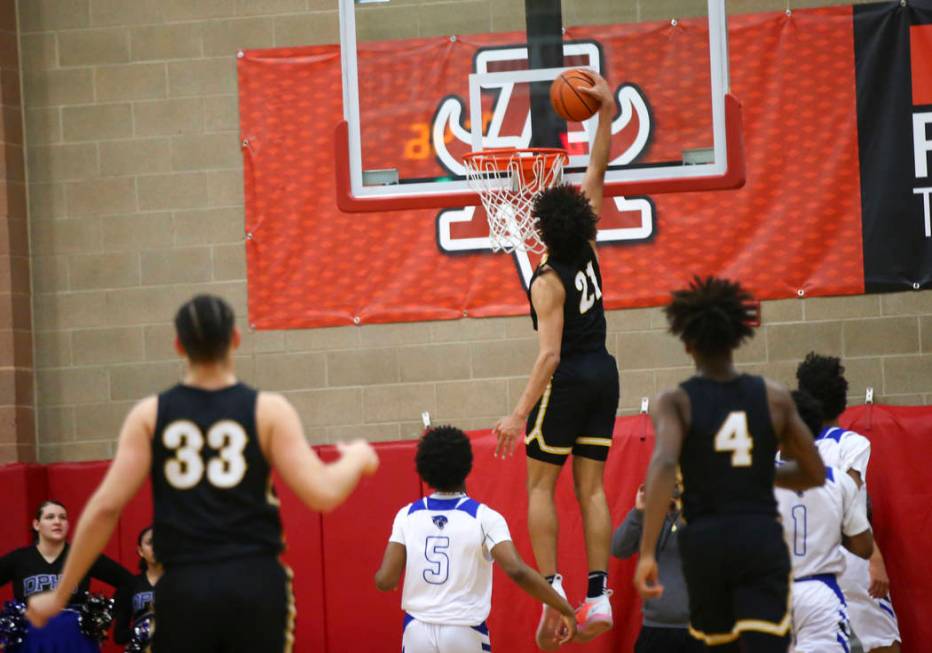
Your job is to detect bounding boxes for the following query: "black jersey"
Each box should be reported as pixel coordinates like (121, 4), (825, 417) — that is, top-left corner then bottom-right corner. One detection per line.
(113, 573), (154, 644)
(151, 383), (283, 567)
(0, 545), (130, 603)
(528, 244), (607, 357)
(679, 374), (779, 522)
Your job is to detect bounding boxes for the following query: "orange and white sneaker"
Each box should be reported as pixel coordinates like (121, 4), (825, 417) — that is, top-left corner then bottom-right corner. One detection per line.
(535, 574), (567, 651)
(574, 590), (613, 643)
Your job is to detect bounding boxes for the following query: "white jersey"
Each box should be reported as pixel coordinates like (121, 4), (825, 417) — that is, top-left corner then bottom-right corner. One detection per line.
(775, 466), (870, 578)
(390, 493), (512, 627)
(814, 426), (870, 485)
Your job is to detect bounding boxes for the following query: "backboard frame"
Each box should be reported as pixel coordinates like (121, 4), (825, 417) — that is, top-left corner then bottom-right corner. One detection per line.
(334, 0), (745, 213)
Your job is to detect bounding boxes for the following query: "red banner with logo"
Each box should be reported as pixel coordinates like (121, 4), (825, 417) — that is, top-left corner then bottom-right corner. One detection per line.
(239, 4), (930, 329)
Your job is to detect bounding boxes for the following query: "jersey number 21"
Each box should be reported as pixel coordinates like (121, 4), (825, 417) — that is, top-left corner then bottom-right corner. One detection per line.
(575, 261), (603, 314)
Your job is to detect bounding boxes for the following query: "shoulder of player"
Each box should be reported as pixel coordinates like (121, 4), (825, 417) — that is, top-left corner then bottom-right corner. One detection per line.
(530, 268), (565, 299)
(126, 396), (158, 435)
(652, 386), (688, 415)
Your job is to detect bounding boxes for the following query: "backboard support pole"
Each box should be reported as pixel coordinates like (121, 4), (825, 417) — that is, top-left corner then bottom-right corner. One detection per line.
(525, 0), (565, 149)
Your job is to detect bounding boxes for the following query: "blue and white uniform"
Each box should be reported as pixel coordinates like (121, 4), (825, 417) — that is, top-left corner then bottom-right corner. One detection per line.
(814, 427), (901, 650)
(389, 493), (512, 653)
(776, 466), (870, 652)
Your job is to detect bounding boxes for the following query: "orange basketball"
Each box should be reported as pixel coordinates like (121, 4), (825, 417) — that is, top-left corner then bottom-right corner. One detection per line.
(550, 69), (600, 122)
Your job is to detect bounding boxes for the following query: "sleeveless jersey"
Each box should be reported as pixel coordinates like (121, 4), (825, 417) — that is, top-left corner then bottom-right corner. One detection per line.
(679, 374), (779, 521)
(151, 383), (282, 566)
(528, 245), (607, 357)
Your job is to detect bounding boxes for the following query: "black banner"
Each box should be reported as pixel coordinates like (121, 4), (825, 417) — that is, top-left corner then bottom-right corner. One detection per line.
(855, 0), (932, 291)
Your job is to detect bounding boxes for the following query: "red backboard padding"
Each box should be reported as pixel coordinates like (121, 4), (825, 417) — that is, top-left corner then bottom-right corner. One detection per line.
(1, 406), (930, 651)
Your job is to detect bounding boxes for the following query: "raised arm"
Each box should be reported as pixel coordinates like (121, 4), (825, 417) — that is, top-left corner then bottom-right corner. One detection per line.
(493, 271), (564, 457)
(769, 381), (825, 491)
(579, 72), (615, 219)
(259, 392), (379, 513)
(634, 389), (686, 599)
(27, 397), (156, 627)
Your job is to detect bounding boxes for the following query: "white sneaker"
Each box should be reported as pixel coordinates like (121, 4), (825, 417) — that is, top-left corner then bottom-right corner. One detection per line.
(574, 589), (613, 643)
(535, 574), (567, 651)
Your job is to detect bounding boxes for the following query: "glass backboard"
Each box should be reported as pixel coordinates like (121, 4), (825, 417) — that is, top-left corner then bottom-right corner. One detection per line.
(336, 0), (744, 211)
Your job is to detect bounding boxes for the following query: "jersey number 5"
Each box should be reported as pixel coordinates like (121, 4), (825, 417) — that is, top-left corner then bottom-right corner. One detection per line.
(574, 261), (603, 314)
(163, 420), (248, 490)
(714, 412), (753, 467)
(423, 536), (450, 585)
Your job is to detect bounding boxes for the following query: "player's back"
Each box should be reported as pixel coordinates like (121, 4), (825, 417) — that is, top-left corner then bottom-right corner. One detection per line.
(150, 382), (282, 566)
(775, 466), (862, 579)
(679, 374), (779, 521)
(391, 494), (510, 627)
(529, 244), (607, 357)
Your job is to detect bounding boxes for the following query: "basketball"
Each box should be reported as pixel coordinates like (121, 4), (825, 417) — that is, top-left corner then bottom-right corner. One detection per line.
(550, 68), (600, 122)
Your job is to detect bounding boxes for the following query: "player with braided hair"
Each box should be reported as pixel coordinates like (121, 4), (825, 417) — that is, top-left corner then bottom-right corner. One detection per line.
(635, 276), (826, 652)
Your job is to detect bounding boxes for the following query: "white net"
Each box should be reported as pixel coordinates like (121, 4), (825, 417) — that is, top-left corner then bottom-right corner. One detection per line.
(463, 149), (568, 254)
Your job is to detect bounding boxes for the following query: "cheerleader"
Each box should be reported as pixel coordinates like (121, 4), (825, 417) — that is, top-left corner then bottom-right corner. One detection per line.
(0, 500), (132, 652)
(112, 527), (160, 650)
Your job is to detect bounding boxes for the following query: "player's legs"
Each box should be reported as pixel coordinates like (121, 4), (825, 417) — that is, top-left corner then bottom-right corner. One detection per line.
(791, 579), (851, 653)
(840, 552), (901, 653)
(436, 624), (492, 653)
(572, 454), (611, 576)
(402, 619), (439, 653)
(526, 458), (563, 577)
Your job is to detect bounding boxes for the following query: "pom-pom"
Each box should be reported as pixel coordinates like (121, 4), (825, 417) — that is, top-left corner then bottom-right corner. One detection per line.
(125, 613), (154, 653)
(0, 600), (27, 651)
(76, 593), (114, 642)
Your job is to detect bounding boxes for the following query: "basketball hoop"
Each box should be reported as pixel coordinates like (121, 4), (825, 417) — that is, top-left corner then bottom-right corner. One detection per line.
(463, 148), (569, 254)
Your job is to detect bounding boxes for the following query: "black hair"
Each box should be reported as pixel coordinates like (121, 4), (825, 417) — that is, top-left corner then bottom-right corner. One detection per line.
(791, 389), (825, 438)
(32, 500), (66, 543)
(532, 185), (598, 261)
(664, 276), (757, 356)
(796, 352), (848, 421)
(415, 426), (473, 492)
(174, 295), (235, 363)
(137, 526), (154, 571)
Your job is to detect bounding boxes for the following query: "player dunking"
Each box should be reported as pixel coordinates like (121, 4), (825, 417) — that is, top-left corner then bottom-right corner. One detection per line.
(775, 390), (875, 653)
(27, 294), (379, 653)
(634, 276), (826, 652)
(493, 72), (619, 648)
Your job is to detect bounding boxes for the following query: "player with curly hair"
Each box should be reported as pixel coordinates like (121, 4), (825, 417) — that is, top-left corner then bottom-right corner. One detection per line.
(492, 71), (619, 649)
(375, 426), (576, 653)
(796, 353), (902, 653)
(634, 276), (825, 652)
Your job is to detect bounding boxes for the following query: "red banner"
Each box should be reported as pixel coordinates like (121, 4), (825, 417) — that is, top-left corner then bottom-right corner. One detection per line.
(239, 7), (864, 329)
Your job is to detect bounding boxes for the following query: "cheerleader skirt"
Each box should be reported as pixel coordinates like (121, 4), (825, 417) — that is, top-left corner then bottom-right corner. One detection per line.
(22, 610), (99, 653)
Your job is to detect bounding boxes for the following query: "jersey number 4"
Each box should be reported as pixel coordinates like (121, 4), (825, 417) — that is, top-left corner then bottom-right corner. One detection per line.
(574, 261), (603, 314)
(163, 420), (248, 490)
(714, 412), (753, 467)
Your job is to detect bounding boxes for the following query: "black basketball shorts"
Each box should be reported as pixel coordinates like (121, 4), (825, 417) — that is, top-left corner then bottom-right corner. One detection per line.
(525, 350), (619, 465)
(152, 555), (294, 653)
(677, 514), (791, 650)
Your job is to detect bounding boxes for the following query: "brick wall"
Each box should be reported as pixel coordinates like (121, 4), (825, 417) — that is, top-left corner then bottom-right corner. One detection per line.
(18, 0), (927, 463)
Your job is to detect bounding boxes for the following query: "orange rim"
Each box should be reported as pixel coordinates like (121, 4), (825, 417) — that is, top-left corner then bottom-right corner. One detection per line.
(464, 148), (569, 173)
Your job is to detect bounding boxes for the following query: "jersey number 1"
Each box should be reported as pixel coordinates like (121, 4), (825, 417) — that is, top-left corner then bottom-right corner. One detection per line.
(163, 420), (248, 490)
(574, 261), (603, 314)
(714, 412), (753, 467)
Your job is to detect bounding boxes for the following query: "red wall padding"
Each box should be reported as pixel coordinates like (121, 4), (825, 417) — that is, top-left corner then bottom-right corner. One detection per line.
(0, 406), (928, 651)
